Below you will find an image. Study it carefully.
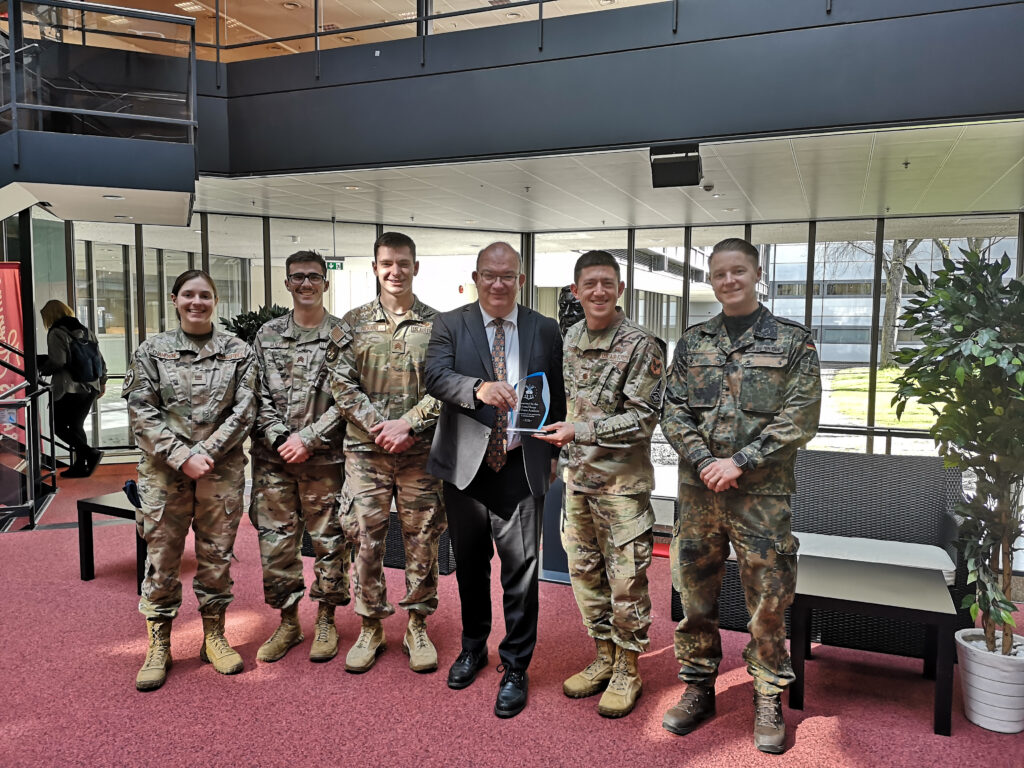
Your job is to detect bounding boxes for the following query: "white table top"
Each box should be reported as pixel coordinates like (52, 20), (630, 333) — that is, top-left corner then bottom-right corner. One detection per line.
(795, 556), (956, 615)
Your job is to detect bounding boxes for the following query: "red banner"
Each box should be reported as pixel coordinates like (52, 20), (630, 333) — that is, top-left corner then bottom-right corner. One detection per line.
(0, 262), (25, 439)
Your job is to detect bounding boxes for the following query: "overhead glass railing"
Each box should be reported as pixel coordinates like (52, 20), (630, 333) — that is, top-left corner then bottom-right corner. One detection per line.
(0, 0), (196, 143)
(9, 0), (667, 63)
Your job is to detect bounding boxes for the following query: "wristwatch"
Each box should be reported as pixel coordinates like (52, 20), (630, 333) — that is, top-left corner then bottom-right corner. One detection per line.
(731, 451), (748, 469)
(472, 379), (485, 402)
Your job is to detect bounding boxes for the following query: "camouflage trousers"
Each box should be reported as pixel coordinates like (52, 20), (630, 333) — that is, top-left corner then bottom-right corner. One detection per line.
(343, 450), (446, 619)
(249, 458), (351, 610)
(562, 489), (654, 652)
(135, 454), (245, 620)
(671, 483), (800, 696)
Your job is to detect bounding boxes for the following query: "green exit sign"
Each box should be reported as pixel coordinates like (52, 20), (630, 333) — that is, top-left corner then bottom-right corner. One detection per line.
(326, 260), (344, 271)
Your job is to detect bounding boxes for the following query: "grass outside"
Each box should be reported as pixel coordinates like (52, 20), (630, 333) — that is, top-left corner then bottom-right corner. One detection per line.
(829, 366), (935, 430)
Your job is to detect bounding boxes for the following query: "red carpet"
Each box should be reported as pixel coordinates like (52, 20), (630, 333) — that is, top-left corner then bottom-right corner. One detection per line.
(0, 475), (1018, 767)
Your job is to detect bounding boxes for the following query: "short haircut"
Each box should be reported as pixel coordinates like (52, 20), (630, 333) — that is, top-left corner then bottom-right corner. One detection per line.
(710, 238), (759, 268)
(573, 250), (620, 284)
(170, 269), (218, 298)
(374, 231), (416, 261)
(476, 241), (522, 271)
(285, 250), (327, 275)
(40, 299), (73, 329)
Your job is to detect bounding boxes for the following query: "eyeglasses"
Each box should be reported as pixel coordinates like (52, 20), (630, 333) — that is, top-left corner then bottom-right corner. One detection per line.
(478, 272), (520, 285)
(287, 272), (326, 285)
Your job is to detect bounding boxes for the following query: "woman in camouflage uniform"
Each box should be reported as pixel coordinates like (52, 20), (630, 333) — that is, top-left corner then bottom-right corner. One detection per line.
(123, 270), (258, 692)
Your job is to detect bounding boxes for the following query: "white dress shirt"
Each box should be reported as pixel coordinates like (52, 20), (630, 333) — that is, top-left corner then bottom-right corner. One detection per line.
(479, 303), (521, 451)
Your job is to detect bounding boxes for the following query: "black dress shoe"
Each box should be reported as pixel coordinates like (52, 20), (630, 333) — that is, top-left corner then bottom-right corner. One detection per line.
(447, 648), (488, 690)
(494, 665), (528, 718)
(60, 465), (88, 479)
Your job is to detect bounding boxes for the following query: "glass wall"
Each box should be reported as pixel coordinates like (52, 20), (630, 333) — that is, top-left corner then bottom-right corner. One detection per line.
(534, 230), (628, 323)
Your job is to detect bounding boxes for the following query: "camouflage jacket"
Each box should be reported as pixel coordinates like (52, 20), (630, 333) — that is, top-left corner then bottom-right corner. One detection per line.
(661, 306), (821, 495)
(563, 312), (666, 495)
(328, 297), (441, 453)
(252, 310), (346, 465)
(122, 327), (258, 471)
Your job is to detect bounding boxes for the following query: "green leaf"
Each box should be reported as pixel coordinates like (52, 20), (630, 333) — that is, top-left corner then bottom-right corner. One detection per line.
(970, 603), (980, 622)
(984, 356), (997, 366)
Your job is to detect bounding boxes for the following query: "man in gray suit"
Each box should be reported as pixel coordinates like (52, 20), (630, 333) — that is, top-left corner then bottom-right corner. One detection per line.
(425, 241), (566, 718)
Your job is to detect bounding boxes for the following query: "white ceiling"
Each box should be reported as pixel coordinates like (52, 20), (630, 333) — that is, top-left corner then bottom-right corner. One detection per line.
(194, 120), (1024, 233)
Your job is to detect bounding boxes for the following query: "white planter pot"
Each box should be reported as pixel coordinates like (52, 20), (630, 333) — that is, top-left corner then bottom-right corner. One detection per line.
(955, 628), (1024, 734)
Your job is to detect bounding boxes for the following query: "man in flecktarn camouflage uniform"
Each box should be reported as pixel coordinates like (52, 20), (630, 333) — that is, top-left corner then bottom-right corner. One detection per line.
(250, 250), (350, 665)
(660, 238), (820, 754)
(327, 231), (444, 675)
(536, 250), (665, 719)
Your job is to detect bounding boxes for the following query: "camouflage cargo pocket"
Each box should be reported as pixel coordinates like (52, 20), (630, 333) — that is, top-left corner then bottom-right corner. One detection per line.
(686, 352), (723, 408)
(337, 486), (359, 543)
(773, 532), (800, 559)
(601, 495), (655, 579)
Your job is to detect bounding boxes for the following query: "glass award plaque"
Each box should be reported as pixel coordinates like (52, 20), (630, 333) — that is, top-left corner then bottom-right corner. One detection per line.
(507, 371), (551, 433)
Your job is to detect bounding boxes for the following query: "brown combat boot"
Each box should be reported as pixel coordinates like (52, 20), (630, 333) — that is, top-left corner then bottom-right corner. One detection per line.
(563, 638), (616, 698)
(402, 612), (438, 673)
(662, 682), (716, 735)
(257, 603), (304, 663)
(136, 617), (172, 692)
(596, 646), (642, 718)
(199, 611), (244, 675)
(309, 603), (339, 663)
(753, 691), (787, 754)
(344, 617), (385, 673)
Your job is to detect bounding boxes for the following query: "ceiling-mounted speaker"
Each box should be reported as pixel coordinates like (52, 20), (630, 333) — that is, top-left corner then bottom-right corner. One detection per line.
(650, 143), (702, 188)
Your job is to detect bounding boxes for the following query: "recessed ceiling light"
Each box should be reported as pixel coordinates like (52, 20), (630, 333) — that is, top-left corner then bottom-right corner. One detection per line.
(102, 15), (130, 25)
(173, 1), (204, 12)
(103, 194), (125, 200)
(723, 208), (738, 213)
(711, 193), (723, 198)
(340, 35), (357, 42)
(114, 215), (133, 220)
(193, 229), (202, 234)
(598, 0), (616, 5)
(282, 1), (302, 8)
(464, 220), (477, 224)
(343, 185), (360, 190)
(506, 12), (521, 18)
(396, 11), (416, 19)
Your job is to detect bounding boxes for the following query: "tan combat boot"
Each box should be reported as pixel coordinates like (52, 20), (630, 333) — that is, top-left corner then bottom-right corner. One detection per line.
(256, 603), (303, 663)
(563, 637), (616, 698)
(309, 603), (339, 663)
(753, 691), (787, 754)
(596, 646), (642, 718)
(662, 682), (716, 735)
(199, 611), (244, 675)
(344, 617), (385, 673)
(403, 612), (438, 673)
(136, 617), (172, 692)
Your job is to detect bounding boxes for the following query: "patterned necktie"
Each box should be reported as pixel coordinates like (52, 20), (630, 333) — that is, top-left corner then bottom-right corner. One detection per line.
(485, 319), (508, 472)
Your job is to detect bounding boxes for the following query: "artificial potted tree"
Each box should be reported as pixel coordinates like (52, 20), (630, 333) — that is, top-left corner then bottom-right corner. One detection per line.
(892, 250), (1024, 733)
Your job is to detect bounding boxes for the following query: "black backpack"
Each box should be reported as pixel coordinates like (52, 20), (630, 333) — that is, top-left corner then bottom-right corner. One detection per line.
(67, 332), (103, 383)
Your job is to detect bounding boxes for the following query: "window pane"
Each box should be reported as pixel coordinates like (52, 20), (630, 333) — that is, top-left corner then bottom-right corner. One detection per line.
(534, 231), (628, 324)
(141, 223), (202, 334)
(807, 220), (876, 453)
(206, 215), (263, 319)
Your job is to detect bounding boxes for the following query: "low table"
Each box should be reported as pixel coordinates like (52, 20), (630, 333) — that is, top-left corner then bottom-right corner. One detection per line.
(77, 492), (146, 595)
(788, 555), (957, 736)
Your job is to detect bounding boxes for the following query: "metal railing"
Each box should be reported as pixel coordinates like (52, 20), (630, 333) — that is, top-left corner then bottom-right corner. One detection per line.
(0, 0), (197, 165)
(0, 380), (57, 532)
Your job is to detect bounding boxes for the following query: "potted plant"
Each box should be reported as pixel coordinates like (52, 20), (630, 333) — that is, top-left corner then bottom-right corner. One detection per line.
(219, 304), (290, 344)
(892, 249), (1024, 733)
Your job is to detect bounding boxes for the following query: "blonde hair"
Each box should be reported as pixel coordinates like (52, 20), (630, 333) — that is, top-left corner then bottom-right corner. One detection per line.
(40, 299), (74, 329)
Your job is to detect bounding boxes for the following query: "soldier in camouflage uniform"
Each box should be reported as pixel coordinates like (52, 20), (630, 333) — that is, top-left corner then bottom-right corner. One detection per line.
(249, 250), (350, 665)
(536, 250), (665, 719)
(327, 232), (445, 675)
(660, 239), (821, 754)
(123, 270), (258, 692)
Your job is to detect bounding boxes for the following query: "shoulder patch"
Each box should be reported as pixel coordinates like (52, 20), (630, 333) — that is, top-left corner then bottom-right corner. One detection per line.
(650, 378), (664, 408)
(649, 356), (663, 377)
(325, 344), (340, 363)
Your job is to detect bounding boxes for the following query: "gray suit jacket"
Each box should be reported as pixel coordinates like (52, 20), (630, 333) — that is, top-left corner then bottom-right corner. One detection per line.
(425, 302), (566, 496)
